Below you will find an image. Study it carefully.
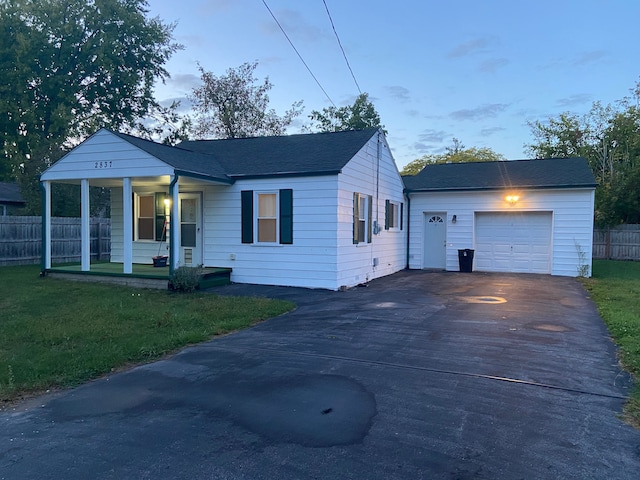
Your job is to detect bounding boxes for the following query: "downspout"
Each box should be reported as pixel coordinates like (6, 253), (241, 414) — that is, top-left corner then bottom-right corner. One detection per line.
(39, 181), (46, 277)
(405, 193), (411, 269)
(169, 174), (179, 277)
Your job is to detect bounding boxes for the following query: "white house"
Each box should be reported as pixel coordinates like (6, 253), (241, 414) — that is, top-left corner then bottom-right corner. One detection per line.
(403, 158), (597, 277)
(40, 128), (407, 290)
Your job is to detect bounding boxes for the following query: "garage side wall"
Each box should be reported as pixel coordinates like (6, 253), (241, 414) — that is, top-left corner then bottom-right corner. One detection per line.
(408, 188), (595, 277)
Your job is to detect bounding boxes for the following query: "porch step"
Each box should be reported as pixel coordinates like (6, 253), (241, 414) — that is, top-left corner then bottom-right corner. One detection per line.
(198, 268), (232, 289)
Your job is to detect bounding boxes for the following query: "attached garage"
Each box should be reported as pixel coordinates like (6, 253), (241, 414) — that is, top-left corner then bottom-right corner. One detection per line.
(474, 211), (552, 274)
(404, 158), (597, 277)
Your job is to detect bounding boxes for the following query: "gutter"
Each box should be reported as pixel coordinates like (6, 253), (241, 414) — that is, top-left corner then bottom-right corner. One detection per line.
(405, 194), (411, 269)
(169, 174), (179, 277)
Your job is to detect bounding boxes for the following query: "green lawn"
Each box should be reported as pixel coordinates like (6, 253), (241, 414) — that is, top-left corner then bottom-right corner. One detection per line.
(582, 260), (640, 427)
(0, 265), (294, 406)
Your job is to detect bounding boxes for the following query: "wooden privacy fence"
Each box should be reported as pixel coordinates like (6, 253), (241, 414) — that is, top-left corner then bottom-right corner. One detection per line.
(593, 225), (640, 260)
(0, 216), (110, 266)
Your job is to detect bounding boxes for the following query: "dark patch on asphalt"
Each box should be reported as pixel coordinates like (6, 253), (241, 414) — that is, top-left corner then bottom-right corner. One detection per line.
(44, 369), (376, 448)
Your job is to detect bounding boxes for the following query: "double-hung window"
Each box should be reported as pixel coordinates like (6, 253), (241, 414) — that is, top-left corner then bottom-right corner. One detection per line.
(353, 192), (372, 244)
(241, 189), (293, 244)
(135, 193), (168, 241)
(385, 200), (403, 231)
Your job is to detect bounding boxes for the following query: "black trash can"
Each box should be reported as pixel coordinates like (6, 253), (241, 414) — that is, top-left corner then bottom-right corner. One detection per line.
(458, 249), (475, 272)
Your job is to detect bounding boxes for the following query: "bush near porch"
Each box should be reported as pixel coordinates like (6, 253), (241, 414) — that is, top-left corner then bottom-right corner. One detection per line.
(0, 265), (294, 406)
(582, 260), (640, 427)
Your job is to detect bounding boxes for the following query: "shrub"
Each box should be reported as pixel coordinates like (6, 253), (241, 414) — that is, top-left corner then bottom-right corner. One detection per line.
(169, 266), (202, 292)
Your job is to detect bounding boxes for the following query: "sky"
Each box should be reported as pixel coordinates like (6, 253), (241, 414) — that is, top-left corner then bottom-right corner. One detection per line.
(146, 0), (640, 170)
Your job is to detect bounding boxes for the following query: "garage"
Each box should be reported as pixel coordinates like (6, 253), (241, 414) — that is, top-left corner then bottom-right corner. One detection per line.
(404, 158), (597, 277)
(474, 212), (552, 274)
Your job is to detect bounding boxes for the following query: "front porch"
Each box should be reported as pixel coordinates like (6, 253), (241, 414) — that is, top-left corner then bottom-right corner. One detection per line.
(46, 263), (232, 290)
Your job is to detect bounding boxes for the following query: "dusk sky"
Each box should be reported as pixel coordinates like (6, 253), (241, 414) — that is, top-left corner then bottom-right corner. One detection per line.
(146, 0), (640, 169)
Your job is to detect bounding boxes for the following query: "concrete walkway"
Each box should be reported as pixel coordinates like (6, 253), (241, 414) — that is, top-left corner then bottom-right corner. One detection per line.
(1, 271), (639, 479)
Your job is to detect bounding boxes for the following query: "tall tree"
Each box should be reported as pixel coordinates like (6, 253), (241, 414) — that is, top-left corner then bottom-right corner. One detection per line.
(309, 93), (385, 133)
(525, 80), (640, 225)
(189, 61), (303, 139)
(0, 0), (181, 214)
(401, 140), (505, 176)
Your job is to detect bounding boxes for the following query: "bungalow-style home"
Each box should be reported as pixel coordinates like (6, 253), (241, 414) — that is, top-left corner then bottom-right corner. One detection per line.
(39, 128), (407, 290)
(403, 158), (597, 277)
(0, 181), (26, 216)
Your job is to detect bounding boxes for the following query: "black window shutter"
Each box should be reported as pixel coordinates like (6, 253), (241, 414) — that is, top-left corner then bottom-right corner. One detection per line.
(384, 199), (390, 230)
(155, 193), (167, 241)
(353, 192), (359, 244)
(279, 189), (293, 244)
(367, 195), (373, 243)
(241, 190), (253, 244)
(400, 202), (404, 230)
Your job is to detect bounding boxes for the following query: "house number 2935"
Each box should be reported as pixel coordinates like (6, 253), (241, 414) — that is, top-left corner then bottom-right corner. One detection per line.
(94, 161), (113, 169)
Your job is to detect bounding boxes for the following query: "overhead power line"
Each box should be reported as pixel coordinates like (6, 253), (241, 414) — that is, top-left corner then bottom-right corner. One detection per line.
(261, 0), (336, 107)
(322, 0), (362, 95)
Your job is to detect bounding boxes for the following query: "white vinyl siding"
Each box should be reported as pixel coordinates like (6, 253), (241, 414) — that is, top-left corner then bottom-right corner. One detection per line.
(337, 131), (407, 288)
(408, 188), (595, 277)
(41, 129), (173, 182)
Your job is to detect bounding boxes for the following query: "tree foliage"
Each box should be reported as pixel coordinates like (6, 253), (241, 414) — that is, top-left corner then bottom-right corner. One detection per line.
(0, 0), (181, 214)
(526, 80), (640, 225)
(189, 61), (303, 139)
(309, 93), (385, 133)
(401, 138), (505, 175)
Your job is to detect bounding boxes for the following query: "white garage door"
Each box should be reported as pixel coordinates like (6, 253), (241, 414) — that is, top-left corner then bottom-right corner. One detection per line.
(475, 212), (552, 274)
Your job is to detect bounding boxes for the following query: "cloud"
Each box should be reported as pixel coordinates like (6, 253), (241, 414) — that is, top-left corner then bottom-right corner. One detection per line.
(385, 85), (411, 102)
(167, 73), (201, 91)
(573, 50), (607, 66)
(196, 0), (233, 16)
(450, 103), (509, 121)
(556, 94), (592, 107)
(405, 109), (420, 117)
(418, 129), (449, 143)
(480, 126), (506, 136)
(478, 58), (509, 73)
(261, 8), (325, 43)
(447, 36), (496, 58)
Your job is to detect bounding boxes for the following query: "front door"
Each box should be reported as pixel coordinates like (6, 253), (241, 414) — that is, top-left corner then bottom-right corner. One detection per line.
(423, 212), (447, 269)
(179, 193), (202, 266)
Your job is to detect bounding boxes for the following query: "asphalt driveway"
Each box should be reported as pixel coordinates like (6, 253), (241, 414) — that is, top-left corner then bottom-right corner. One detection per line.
(1, 271), (639, 479)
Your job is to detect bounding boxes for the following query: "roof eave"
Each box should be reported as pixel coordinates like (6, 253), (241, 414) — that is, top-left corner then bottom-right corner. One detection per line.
(228, 170), (342, 180)
(405, 184), (598, 193)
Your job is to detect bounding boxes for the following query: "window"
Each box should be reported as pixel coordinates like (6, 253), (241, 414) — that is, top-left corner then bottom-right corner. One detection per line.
(353, 193), (372, 244)
(137, 194), (155, 240)
(257, 193), (277, 242)
(385, 200), (403, 230)
(135, 193), (167, 241)
(241, 189), (293, 244)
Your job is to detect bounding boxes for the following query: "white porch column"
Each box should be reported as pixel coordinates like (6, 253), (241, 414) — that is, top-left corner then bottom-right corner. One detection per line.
(122, 177), (133, 274)
(81, 179), (90, 271)
(171, 177), (180, 271)
(43, 181), (52, 269)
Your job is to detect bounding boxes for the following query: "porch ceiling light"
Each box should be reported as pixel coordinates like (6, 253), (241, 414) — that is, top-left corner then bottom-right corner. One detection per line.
(505, 194), (519, 204)
(163, 198), (171, 207)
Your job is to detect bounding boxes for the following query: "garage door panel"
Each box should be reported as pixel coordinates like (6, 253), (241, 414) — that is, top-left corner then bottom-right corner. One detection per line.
(475, 212), (552, 274)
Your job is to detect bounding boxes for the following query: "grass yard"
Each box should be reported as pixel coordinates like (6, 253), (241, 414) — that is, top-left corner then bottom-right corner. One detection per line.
(582, 260), (640, 427)
(0, 265), (294, 406)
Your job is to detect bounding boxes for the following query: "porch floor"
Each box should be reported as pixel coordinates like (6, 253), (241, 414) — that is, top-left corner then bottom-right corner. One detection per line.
(46, 263), (232, 289)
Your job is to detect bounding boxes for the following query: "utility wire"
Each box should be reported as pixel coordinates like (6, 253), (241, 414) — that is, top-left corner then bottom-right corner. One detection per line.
(261, 0), (336, 107)
(322, 0), (362, 95)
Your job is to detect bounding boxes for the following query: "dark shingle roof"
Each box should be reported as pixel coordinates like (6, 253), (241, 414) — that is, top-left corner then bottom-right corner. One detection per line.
(111, 128), (379, 181)
(179, 128), (379, 178)
(403, 157), (597, 192)
(111, 131), (231, 183)
(0, 182), (25, 204)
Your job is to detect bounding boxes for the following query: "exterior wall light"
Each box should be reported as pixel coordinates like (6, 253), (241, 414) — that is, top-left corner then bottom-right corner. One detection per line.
(505, 194), (519, 204)
(452, 214), (457, 223)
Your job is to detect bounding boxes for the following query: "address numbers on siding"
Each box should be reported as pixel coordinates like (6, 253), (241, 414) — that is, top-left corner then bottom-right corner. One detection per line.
(94, 161), (113, 169)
